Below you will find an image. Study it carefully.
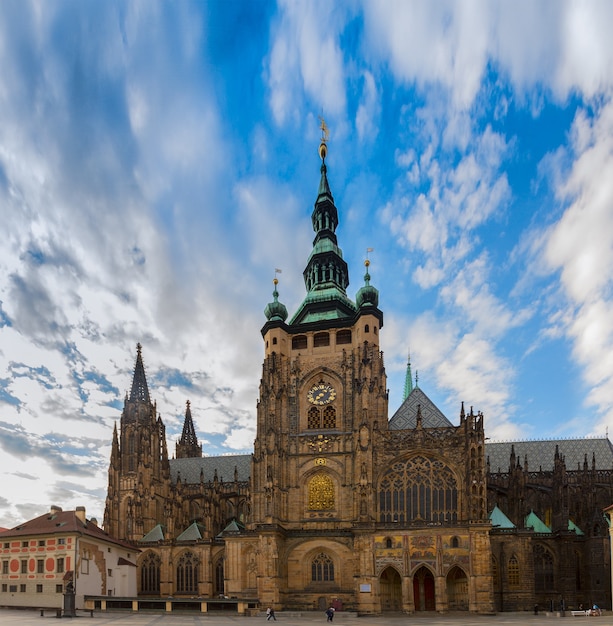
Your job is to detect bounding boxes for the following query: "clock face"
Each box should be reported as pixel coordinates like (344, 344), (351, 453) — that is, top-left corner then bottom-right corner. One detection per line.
(307, 382), (336, 405)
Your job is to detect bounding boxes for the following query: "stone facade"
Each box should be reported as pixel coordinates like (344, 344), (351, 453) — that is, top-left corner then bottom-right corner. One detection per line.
(102, 138), (611, 614)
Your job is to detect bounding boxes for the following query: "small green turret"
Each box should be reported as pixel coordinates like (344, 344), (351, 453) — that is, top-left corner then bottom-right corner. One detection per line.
(264, 277), (288, 322)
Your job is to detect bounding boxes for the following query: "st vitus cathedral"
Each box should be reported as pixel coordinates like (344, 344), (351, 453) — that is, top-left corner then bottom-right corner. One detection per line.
(103, 135), (612, 614)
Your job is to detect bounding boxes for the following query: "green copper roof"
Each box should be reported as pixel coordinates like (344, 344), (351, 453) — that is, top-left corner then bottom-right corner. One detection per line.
(264, 281), (288, 322)
(489, 505), (516, 529)
(403, 352), (413, 401)
(289, 142), (357, 326)
(525, 510), (551, 533)
(138, 523), (165, 542)
(568, 519), (584, 535)
(356, 261), (379, 309)
(176, 521), (206, 542)
(216, 519), (245, 538)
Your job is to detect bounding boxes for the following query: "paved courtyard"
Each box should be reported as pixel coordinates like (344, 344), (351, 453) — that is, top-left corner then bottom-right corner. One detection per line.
(0, 609), (610, 626)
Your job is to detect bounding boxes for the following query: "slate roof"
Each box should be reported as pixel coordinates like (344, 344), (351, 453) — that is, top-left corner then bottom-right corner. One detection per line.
(389, 387), (454, 430)
(485, 438), (613, 473)
(170, 454), (251, 485)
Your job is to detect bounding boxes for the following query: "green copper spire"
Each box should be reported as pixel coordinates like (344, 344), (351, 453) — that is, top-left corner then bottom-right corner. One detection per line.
(403, 351), (413, 401)
(289, 122), (357, 325)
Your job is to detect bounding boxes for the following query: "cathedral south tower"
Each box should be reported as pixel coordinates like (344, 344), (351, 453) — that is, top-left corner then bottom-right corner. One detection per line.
(242, 135), (389, 610)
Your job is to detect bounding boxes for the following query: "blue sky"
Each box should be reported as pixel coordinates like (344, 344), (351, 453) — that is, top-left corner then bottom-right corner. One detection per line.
(1, 0), (613, 528)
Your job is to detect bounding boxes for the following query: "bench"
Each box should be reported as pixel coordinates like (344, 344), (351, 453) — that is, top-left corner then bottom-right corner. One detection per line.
(39, 608), (62, 618)
(571, 610), (589, 616)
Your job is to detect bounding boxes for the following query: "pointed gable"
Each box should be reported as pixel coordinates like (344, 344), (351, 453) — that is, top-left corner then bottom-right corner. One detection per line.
(525, 510), (551, 533)
(489, 505), (516, 529)
(138, 524), (165, 543)
(389, 387), (453, 430)
(176, 521), (206, 542)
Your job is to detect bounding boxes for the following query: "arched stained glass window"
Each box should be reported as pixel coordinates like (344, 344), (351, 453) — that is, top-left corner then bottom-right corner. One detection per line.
(308, 406), (336, 429)
(311, 553), (334, 581)
(378, 456), (458, 523)
(322, 406), (336, 428)
(140, 552), (160, 594)
(308, 473), (335, 510)
(176, 551), (199, 594)
(534, 545), (554, 592)
(508, 555), (520, 588)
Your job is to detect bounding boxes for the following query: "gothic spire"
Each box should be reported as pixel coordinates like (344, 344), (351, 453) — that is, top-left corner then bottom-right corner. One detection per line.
(403, 351), (413, 401)
(110, 422), (120, 468)
(288, 121), (356, 325)
(176, 400), (202, 459)
(129, 343), (150, 403)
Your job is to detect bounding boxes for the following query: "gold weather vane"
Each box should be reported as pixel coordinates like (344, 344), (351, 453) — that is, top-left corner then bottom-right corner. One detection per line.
(274, 268), (282, 286)
(319, 116), (329, 143)
(318, 116), (329, 160)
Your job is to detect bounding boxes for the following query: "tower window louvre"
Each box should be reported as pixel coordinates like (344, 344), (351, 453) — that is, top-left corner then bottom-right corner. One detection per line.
(336, 330), (351, 344)
(314, 332), (330, 347)
(292, 335), (307, 350)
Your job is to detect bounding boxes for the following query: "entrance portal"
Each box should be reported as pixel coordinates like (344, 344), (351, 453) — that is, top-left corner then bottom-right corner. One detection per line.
(379, 567), (402, 612)
(413, 566), (435, 611)
(446, 566), (469, 610)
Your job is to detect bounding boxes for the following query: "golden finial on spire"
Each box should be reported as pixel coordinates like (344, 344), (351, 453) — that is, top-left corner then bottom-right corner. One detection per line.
(318, 116), (329, 161)
(273, 268), (282, 286)
(365, 247), (374, 267)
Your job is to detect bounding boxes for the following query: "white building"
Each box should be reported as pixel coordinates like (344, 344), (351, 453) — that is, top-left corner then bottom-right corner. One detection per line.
(0, 505), (138, 609)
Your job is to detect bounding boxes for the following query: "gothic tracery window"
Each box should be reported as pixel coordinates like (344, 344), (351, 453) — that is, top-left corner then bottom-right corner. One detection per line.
(508, 555), (520, 588)
(176, 551), (199, 594)
(307, 406), (336, 429)
(308, 473), (335, 510)
(378, 455), (458, 523)
(534, 544), (554, 593)
(140, 552), (161, 594)
(311, 552), (334, 581)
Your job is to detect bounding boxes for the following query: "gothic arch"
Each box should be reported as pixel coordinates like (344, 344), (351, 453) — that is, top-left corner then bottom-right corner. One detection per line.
(300, 370), (343, 431)
(379, 566), (402, 612)
(534, 544), (555, 593)
(287, 541), (350, 591)
(213, 555), (224, 596)
(175, 549), (199, 595)
(139, 551), (161, 595)
(412, 565), (436, 611)
(378, 455), (459, 523)
(446, 565), (469, 610)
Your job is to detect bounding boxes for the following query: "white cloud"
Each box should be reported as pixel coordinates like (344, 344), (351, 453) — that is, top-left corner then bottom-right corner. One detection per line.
(268, 0), (348, 125)
(541, 98), (613, 434)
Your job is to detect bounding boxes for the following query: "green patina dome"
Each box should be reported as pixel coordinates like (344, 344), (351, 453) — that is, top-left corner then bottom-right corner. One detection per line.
(356, 260), (379, 308)
(264, 280), (288, 322)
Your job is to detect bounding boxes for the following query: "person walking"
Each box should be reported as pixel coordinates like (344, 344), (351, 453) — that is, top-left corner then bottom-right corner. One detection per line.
(266, 607), (276, 621)
(325, 607), (335, 622)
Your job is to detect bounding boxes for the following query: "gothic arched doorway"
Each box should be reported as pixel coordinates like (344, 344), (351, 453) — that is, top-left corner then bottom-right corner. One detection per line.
(446, 566), (469, 610)
(413, 566), (435, 611)
(380, 566), (402, 611)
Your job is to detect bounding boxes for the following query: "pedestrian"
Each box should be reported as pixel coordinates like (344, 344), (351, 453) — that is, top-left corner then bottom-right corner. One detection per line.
(266, 607), (276, 621)
(325, 607), (335, 622)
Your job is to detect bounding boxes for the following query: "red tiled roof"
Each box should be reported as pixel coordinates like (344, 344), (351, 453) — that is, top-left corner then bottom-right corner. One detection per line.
(2, 510), (138, 552)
